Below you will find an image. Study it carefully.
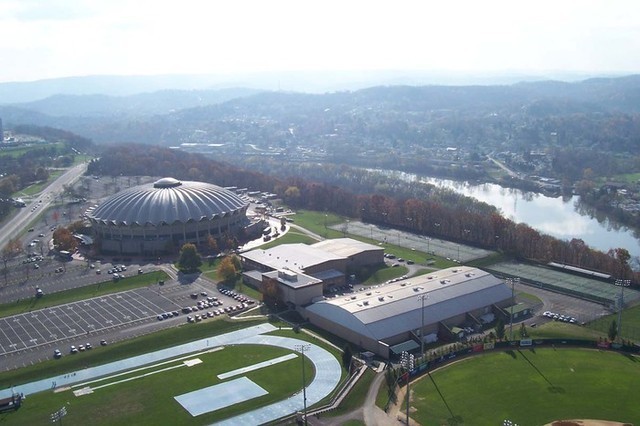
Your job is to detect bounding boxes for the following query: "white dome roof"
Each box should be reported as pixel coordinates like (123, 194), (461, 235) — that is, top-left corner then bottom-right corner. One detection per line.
(88, 178), (248, 226)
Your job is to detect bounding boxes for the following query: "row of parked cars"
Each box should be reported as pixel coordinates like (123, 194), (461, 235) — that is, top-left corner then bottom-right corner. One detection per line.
(54, 339), (108, 358)
(543, 311), (578, 324)
(219, 287), (255, 306)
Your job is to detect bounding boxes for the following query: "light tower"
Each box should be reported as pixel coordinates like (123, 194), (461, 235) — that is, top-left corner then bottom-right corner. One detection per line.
(615, 279), (631, 338)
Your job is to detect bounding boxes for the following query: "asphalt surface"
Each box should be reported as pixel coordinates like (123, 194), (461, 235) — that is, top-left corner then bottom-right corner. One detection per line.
(0, 271), (259, 371)
(0, 163), (87, 250)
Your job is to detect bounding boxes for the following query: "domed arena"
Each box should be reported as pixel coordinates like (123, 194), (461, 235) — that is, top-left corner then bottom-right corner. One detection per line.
(88, 177), (250, 255)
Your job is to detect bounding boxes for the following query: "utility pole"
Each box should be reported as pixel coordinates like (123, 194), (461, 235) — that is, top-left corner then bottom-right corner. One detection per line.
(294, 344), (311, 426)
(508, 277), (519, 341)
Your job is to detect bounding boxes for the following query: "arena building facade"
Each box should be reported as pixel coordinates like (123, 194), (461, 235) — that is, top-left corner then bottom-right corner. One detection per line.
(88, 177), (251, 255)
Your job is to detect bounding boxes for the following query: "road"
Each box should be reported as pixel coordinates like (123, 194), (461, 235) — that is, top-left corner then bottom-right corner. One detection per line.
(0, 163), (88, 250)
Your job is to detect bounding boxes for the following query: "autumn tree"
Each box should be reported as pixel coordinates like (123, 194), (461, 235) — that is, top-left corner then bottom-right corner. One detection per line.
(262, 276), (283, 310)
(1, 238), (22, 284)
(217, 256), (237, 282)
(53, 227), (78, 252)
(206, 234), (219, 256)
(283, 186), (301, 207)
(178, 243), (202, 273)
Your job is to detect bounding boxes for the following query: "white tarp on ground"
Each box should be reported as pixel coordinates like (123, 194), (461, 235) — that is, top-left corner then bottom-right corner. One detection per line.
(174, 376), (268, 417)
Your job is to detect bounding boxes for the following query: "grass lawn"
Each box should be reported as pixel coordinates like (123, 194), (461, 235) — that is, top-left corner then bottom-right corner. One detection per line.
(325, 368), (376, 417)
(0, 271), (169, 318)
(588, 304), (640, 341)
(361, 265), (409, 285)
(14, 170), (65, 197)
(261, 230), (317, 248)
(408, 348), (640, 425)
(528, 321), (607, 340)
(292, 210), (347, 239)
(0, 344), (315, 426)
(0, 143), (64, 159)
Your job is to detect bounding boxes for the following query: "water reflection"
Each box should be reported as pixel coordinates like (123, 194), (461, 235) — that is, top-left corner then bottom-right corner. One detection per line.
(417, 176), (640, 259)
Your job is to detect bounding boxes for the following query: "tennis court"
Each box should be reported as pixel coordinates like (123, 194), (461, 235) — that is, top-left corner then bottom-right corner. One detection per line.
(487, 261), (640, 306)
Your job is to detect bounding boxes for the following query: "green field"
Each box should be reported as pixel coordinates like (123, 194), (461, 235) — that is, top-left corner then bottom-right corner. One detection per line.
(407, 348), (640, 425)
(0, 344), (315, 426)
(588, 304), (640, 341)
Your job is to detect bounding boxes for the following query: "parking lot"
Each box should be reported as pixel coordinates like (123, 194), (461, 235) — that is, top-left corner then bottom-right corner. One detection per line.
(0, 287), (181, 356)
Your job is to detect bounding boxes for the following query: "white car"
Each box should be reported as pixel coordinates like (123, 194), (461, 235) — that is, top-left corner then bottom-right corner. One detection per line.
(70, 345), (78, 354)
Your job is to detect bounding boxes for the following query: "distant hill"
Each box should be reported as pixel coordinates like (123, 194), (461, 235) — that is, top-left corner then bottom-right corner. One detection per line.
(1, 74), (639, 149)
(7, 88), (263, 117)
(0, 70), (608, 104)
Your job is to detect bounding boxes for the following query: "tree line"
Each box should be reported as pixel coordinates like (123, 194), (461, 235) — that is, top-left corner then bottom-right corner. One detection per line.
(89, 144), (637, 285)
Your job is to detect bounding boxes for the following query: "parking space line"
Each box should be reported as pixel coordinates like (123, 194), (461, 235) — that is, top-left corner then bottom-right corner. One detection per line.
(0, 319), (17, 354)
(47, 307), (74, 340)
(109, 294), (144, 320)
(37, 313), (65, 342)
(57, 304), (87, 336)
(24, 312), (48, 344)
(84, 300), (112, 325)
(102, 297), (131, 325)
(11, 316), (33, 350)
(92, 299), (123, 324)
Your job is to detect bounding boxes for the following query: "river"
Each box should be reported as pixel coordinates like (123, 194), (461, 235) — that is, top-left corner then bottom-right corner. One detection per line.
(383, 171), (640, 264)
(427, 178), (640, 260)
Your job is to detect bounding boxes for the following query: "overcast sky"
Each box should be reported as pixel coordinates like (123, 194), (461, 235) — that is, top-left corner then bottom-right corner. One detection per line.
(0, 0), (639, 83)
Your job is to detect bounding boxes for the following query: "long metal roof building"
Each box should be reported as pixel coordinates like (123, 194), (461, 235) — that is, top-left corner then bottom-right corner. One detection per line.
(303, 266), (512, 358)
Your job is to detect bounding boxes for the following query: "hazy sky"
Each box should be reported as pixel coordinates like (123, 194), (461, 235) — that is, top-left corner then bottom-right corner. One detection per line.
(0, 0), (639, 83)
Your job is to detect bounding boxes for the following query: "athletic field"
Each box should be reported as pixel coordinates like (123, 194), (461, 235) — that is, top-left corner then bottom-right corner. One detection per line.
(407, 348), (640, 425)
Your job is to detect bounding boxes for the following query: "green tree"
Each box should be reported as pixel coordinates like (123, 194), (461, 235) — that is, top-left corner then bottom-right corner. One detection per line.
(608, 319), (618, 342)
(495, 319), (505, 341)
(519, 323), (528, 338)
(342, 344), (353, 370)
(178, 243), (202, 273)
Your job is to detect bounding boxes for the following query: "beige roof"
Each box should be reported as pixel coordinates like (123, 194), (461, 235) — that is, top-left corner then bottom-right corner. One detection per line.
(311, 238), (383, 257)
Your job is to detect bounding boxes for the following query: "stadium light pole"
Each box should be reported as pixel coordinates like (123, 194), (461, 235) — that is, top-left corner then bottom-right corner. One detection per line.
(401, 351), (415, 425)
(295, 344), (311, 426)
(418, 294), (429, 358)
(615, 279), (631, 338)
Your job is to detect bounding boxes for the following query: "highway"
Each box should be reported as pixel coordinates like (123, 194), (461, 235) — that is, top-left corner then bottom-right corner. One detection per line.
(0, 162), (87, 250)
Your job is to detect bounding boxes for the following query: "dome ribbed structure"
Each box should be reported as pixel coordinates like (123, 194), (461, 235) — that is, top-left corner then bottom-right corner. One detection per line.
(88, 178), (249, 255)
(89, 178), (247, 226)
